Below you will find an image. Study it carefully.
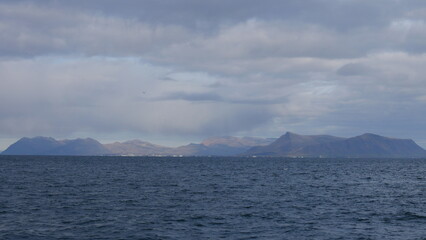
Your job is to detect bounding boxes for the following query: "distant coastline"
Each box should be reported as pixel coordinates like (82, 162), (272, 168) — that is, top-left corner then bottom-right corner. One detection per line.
(2, 132), (426, 158)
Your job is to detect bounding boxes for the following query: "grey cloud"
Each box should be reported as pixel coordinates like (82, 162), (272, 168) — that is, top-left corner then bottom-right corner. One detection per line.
(399, 21), (426, 53)
(0, 58), (280, 140)
(0, 3), (193, 57)
(1, 0), (426, 148)
(161, 92), (223, 102)
(45, 0), (409, 31)
(337, 63), (374, 76)
(159, 91), (289, 105)
(2, 1), (426, 62)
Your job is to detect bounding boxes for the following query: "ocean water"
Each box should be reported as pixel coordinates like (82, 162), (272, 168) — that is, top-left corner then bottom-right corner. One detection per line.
(1, 156), (426, 240)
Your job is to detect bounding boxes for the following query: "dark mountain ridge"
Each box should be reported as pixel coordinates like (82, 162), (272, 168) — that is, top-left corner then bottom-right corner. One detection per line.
(245, 132), (345, 156)
(244, 132), (426, 158)
(1, 137), (110, 156)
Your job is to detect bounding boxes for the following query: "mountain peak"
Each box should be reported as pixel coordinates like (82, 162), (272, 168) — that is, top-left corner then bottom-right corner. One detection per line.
(283, 131), (298, 137)
(278, 132), (303, 142)
(359, 133), (383, 138)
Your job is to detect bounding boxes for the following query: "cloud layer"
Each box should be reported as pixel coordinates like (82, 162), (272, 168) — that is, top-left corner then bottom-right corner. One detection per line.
(1, 1), (426, 147)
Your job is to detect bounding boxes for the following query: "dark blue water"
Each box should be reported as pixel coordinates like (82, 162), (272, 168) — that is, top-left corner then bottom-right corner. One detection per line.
(1, 156), (426, 239)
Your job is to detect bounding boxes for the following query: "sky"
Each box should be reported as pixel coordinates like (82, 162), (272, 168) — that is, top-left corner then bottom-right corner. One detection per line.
(1, 0), (426, 149)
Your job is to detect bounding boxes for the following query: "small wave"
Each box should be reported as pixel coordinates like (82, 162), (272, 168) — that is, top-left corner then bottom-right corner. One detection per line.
(397, 211), (426, 221)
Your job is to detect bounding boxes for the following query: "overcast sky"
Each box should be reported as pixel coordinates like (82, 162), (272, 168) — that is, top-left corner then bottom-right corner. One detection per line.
(1, 0), (426, 149)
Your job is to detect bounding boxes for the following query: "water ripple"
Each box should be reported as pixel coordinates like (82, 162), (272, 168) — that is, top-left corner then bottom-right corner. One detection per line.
(1, 156), (426, 239)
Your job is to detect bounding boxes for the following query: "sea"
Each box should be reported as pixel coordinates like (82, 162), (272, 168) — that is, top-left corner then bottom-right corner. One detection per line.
(1, 156), (426, 240)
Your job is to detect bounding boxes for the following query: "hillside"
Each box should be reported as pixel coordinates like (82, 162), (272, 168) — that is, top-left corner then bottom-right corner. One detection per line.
(2, 137), (111, 156)
(244, 132), (426, 158)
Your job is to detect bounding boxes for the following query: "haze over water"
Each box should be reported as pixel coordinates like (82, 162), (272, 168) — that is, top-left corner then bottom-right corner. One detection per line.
(1, 156), (426, 239)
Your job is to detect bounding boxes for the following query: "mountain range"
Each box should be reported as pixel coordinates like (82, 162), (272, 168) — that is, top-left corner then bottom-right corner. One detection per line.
(2, 132), (426, 158)
(1, 136), (275, 156)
